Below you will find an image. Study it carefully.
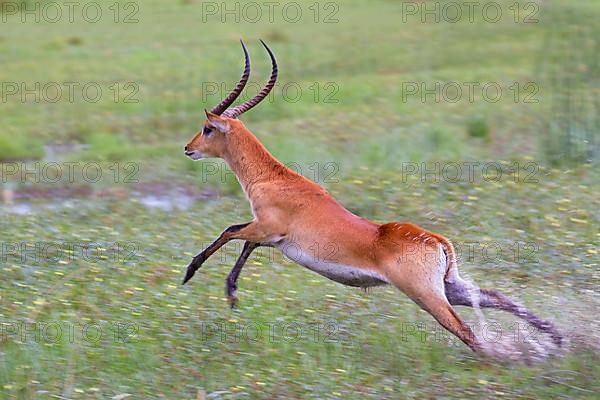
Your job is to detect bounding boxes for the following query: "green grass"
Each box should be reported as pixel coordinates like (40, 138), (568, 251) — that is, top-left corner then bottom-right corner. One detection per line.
(0, 134), (43, 161)
(0, 166), (598, 399)
(0, 0), (599, 398)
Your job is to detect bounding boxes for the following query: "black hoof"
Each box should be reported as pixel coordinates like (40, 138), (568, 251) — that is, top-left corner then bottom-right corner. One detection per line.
(182, 267), (196, 285)
(227, 295), (238, 309)
(225, 278), (238, 308)
(181, 256), (205, 285)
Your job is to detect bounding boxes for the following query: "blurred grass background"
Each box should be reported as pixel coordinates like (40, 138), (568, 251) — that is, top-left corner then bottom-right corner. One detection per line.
(0, 0), (599, 398)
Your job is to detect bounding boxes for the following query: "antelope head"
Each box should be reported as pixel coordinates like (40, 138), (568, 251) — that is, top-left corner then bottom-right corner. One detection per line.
(184, 39), (278, 161)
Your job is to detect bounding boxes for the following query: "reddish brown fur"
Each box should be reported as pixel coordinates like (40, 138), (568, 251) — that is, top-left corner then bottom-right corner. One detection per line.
(184, 112), (562, 353)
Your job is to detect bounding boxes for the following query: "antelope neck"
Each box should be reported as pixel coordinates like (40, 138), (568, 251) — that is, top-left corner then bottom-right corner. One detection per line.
(221, 128), (289, 193)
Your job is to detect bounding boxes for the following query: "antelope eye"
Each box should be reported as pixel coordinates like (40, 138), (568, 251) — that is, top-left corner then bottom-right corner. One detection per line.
(203, 126), (213, 135)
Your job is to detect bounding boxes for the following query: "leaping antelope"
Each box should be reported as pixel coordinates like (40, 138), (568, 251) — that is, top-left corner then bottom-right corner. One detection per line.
(182, 40), (563, 353)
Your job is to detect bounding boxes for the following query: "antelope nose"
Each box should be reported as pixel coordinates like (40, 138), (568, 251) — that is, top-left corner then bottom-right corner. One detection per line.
(184, 145), (188, 151)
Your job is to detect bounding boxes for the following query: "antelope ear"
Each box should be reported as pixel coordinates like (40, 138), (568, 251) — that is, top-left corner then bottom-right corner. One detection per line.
(204, 110), (231, 133)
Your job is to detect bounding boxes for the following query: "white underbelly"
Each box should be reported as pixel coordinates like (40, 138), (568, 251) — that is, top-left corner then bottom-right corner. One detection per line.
(277, 241), (388, 287)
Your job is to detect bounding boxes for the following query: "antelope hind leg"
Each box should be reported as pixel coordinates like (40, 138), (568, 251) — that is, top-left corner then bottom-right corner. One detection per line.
(225, 241), (260, 308)
(417, 294), (482, 353)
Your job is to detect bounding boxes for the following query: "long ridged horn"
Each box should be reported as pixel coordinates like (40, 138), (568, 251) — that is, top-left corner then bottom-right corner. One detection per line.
(223, 39), (277, 118)
(210, 40), (250, 115)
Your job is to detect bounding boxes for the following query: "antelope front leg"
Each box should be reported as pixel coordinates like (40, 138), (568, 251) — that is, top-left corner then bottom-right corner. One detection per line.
(182, 222), (252, 284)
(225, 241), (260, 308)
(182, 221), (271, 285)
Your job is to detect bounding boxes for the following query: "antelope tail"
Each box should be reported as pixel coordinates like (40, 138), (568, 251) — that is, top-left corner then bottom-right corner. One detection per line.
(445, 279), (564, 348)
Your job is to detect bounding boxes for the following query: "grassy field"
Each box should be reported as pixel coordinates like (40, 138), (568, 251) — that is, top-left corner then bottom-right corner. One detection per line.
(1, 0), (599, 398)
